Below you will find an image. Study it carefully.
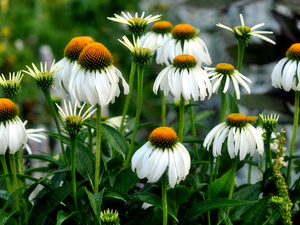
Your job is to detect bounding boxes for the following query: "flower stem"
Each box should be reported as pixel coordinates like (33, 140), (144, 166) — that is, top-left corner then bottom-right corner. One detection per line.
(266, 131), (273, 170)
(70, 133), (78, 210)
(227, 158), (237, 216)
(231, 39), (245, 113)
(85, 104), (94, 152)
(161, 172), (168, 225)
(161, 94), (166, 126)
(287, 90), (300, 187)
(124, 65), (144, 169)
(0, 155), (12, 192)
(94, 104), (102, 193)
(178, 98), (185, 143)
(119, 62), (137, 133)
(18, 149), (29, 224)
(248, 157), (253, 184)
(189, 99), (199, 160)
(9, 153), (19, 210)
(42, 89), (69, 168)
(207, 153), (214, 225)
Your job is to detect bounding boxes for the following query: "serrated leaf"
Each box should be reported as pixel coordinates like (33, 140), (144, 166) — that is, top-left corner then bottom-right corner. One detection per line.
(183, 198), (257, 223)
(130, 192), (178, 222)
(85, 187), (105, 225)
(207, 169), (233, 199)
(56, 210), (80, 225)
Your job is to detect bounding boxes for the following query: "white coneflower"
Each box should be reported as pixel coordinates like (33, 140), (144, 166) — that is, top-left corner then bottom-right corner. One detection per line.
(157, 24), (212, 66)
(108, 11), (161, 37)
(23, 120), (46, 155)
(0, 98), (27, 154)
(203, 113), (264, 160)
(68, 42), (129, 108)
(23, 60), (60, 91)
(56, 99), (96, 135)
(0, 71), (23, 97)
(216, 14), (275, 45)
(140, 20), (173, 64)
(206, 63), (251, 99)
(118, 35), (161, 65)
(131, 127), (191, 188)
(271, 43), (300, 91)
(54, 36), (94, 95)
(153, 54), (212, 102)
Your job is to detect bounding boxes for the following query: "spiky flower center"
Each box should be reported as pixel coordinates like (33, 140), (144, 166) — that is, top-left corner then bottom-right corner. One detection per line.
(173, 54), (197, 69)
(78, 43), (113, 72)
(152, 21), (173, 34)
(149, 127), (178, 149)
(172, 24), (197, 41)
(101, 209), (120, 225)
(259, 114), (279, 134)
(226, 113), (248, 127)
(129, 18), (145, 24)
(65, 115), (83, 135)
(64, 36), (94, 61)
(286, 43), (300, 61)
(0, 98), (19, 122)
(215, 63), (235, 75)
(247, 116), (258, 123)
(234, 26), (251, 34)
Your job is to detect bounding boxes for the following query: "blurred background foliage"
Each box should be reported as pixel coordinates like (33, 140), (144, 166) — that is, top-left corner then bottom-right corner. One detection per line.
(0, 0), (300, 141)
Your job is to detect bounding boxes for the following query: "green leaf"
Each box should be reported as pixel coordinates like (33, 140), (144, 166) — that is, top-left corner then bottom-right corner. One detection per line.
(183, 198), (257, 223)
(0, 209), (19, 225)
(28, 181), (84, 225)
(56, 210), (80, 225)
(168, 185), (190, 207)
(130, 192), (178, 222)
(22, 154), (64, 167)
(207, 169), (233, 199)
(104, 191), (127, 203)
(220, 209), (233, 225)
(25, 166), (50, 174)
(85, 187), (105, 225)
(0, 190), (11, 201)
(124, 122), (153, 138)
(3, 184), (31, 211)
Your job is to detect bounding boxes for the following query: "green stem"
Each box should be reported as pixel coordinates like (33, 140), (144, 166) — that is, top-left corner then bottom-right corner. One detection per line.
(178, 98), (185, 143)
(189, 99), (199, 160)
(124, 65), (144, 169)
(262, 212), (275, 225)
(42, 89), (69, 167)
(287, 90), (300, 187)
(161, 172), (168, 225)
(248, 157), (253, 184)
(119, 62), (137, 133)
(0, 155), (12, 192)
(227, 158), (237, 216)
(85, 104), (94, 152)
(162, 94), (166, 126)
(70, 133), (78, 211)
(18, 149), (29, 224)
(266, 132), (273, 170)
(220, 81), (227, 123)
(207, 153), (214, 225)
(94, 105), (102, 193)
(9, 153), (19, 210)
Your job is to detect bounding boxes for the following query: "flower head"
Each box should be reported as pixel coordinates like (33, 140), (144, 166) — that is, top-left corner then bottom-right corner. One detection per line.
(56, 99), (96, 135)
(271, 43), (300, 91)
(131, 127), (191, 188)
(140, 21), (173, 64)
(0, 71), (23, 97)
(100, 209), (120, 225)
(203, 113), (264, 160)
(108, 11), (161, 37)
(154, 54), (212, 102)
(23, 60), (60, 91)
(216, 14), (275, 45)
(119, 35), (161, 65)
(259, 114), (279, 134)
(206, 63), (252, 99)
(23, 120), (46, 154)
(55, 36), (94, 95)
(68, 42), (129, 107)
(157, 24), (212, 66)
(0, 98), (27, 154)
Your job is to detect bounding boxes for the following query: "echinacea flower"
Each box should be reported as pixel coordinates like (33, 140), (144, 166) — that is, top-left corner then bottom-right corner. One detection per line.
(23, 120), (46, 154)
(131, 127), (191, 188)
(0, 71), (23, 97)
(54, 36), (94, 95)
(56, 99), (96, 135)
(140, 20), (173, 64)
(206, 63), (251, 99)
(0, 98), (27, 154)
(271, 43), (300, 91)
(118, 35), (161, 65)
(158, 24), (212, 66)
(107, 11), (161, 37)
(100, 209), (120, 225)
(216, 14), (275, 45)
(23, 60), (60, 91)
(68, 42), (129, 107)
(153, 54), (212, 102)
(203, 113), (264, 160)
